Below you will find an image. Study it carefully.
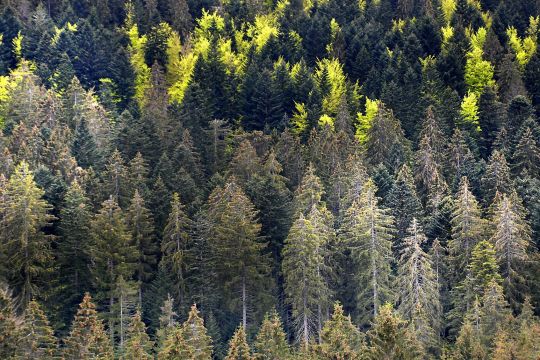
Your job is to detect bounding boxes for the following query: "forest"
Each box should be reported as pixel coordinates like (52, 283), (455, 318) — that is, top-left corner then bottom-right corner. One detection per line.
(0, 0), (540, 358)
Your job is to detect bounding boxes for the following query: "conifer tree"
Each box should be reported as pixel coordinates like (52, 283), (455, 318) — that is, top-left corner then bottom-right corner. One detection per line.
(103, 149), (129, 206)
(316, 302), (364, 360)
(0, 161), (54, 308)
(396, 218), (440, 352)
(490, 192), (532, 307)
(127, 152), (150, 199)
(254, 311), (291, 360)
(225, 325), (253, 360)
(57, 180), (92, 321)
(388, 165), (423, 252)
(126, 190), (157, 304)
(0, 285), (21, 359)
(282, 210), (329, 344)
(15, 299), (57, 359)
(158, 325), (190, 360)
(449, 177), (485, 283)
(178, 304), (213, 359)
(451, 318), (486, 360)
(481, 150), (513, 205)
(156, 294), (177, 350)
(341, 179), (394, 325)
(123, 310), (153, 360)
(364, 303), (422, 360)
(205, 180), (271, 329)
(90, 197), (137, 336)
(161, 193), (193, 307)
(63, 293), (114, 360)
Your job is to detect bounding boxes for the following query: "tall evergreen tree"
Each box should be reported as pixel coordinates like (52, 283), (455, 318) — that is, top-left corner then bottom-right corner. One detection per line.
(481, 150), (513, 205)
(341, 179), (394, 325)
(161, 193), (193, 308)
(449, 177), (485, 284)
(0, 161), (54, 308)
(126, 190), (157, 304)
(490, 192), (533, 307)
(396, 218), (440, 353)
(204, 180), (271, 329)
(0, 285), (21, 359)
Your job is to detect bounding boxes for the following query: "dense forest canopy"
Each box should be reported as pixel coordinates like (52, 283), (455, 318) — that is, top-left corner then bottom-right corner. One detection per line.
(1, 0), (540, 358)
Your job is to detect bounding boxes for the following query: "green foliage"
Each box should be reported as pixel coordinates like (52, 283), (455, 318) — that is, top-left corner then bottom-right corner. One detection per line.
(459, 92), (481, 131)
(507, 17), (539, 69)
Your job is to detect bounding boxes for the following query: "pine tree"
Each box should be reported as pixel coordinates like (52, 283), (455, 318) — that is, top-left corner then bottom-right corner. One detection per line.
(449, 177), (485, 283)
(0, 161), (54, 308)
(0, 285), (21, 359)
(57, 180), (93, 323)
(341, 179), (394, 325)
(15, 299), (57, 359)
(225, 325), (253, 360)
(161, 193), (193, 307)
(204, 180), (271, 329)
(490, 192), (532, 307)
(316, 302), (364, 360)
(126, 190), (157, 304)
(123, 310), (153, 360)
(62, 293), (114, 360)
(90, 196), (137, 338)
(254, 311), (291, 360)
(396, 218), (439, 352)
(364, 303), (422, 360)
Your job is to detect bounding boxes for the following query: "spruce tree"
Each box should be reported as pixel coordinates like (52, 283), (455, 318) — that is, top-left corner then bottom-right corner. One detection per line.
(90, 196), (137, 337)
(204, 180), (271, 329)
(316, 302), (364, 360)
(364, 303), (422, 360)
(396, 218), (440, 352)
(388, 164), (423, 253)
(449, 177), (485, 283)
(282, 210), (329, 344)
(513, 127), (540, 177)
(341, 179), (394, 325)
(15, 299), (57, 359)
(481, 150), (513, 205)
(0, 161), (54, 308)
(0, 285), (21, 359)
(161, 193), (193, 307)
(178, 304), (213, 359)
(126, 190), (157, 304)
(103, 149), (129, 207)
(57, 180), (93, 323)
(490, 192), (532, 307)
(63, 293), (114, 360)
(225, 325), (253, 360)
(123, 310), (153, 360)
(254, 311), (291, 360)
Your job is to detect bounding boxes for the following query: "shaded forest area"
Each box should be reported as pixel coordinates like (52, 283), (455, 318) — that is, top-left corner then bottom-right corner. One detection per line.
(1, 0), (540, 358)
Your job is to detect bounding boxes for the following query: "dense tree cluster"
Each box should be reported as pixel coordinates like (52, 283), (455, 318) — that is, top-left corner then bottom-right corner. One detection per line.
(1, 0), (540, 358)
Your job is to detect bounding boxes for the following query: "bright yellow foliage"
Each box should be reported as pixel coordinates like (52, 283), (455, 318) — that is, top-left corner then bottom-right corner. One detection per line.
(355, 98), (379, 144)
(315, 58), (347, 116)
(460, 92), (481, 131)
(507, 17), (539, 69)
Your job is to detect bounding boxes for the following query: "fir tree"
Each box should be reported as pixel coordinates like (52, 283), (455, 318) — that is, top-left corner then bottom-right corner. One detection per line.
(225, 325), (253, 360)
(0, 285), (21, 359)
(62, 293), (114, 360)
(57, 180), (93, 323)
(396, 218), (440, 353)
(316, 302), (364, 360)
(449, 177), (485, 283)
(481, 150), (513, 205)
(126, 190), (157, 304)
(204, 180), (271, 329)
(15, 299), (57, 359)
(254, 311), (291, 360)
(513, 127), (540, 177)
(0, 161), (54, 308)
(490, 192), (532, 307)
(123, 310), (153, 360)
(341, 179), (394, 325)
(90, 196), (137, 337)
(178, 304), (213, 359)
(161, 193), (193, 307)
